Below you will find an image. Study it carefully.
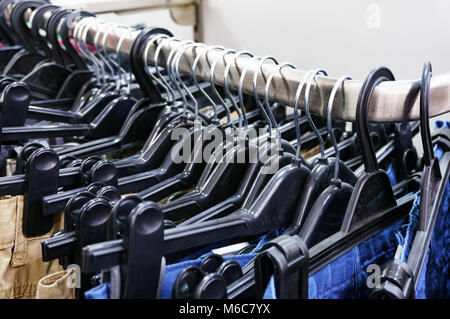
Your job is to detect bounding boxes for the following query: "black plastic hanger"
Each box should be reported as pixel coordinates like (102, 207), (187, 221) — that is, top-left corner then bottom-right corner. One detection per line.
(79, 64), (314, 296)
(9, 1), (47, 54)
(55, 29), (213, 157)
(228, 66), (418, 299)
(0, 0), (17, 47)
(177, 61), (306, 225)
(1, 1), (48, 77)
(139, 55), (289, 220)
(38, 30), (215, 215)
(178, 143), (296, 226)
(297, 75), (355, 247)
(284, 70), (358, 236)
(0, 92), (137, 142)
(0, 81), (30, 128)
(0, 0), (21, 46)
(81, 156), (311, 297)
(10, 8), (74, 99)
(371, 62), (450, 299)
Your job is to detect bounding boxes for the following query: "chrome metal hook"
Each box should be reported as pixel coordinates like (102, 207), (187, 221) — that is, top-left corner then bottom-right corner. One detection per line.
(238, 56), (270, 132)
(264, 62), (297, 152)
(92, 21), (110, 84)
(80, 18), (105, 85)
(253, 56), (279, 148)
(93, 21), (115, 78)
(173, 42), (206, 122)
(223, 50), (254, 131)
(327, 75), (351, 180)
(73, 18), (100, 84)
(167, 40), (195, 116)
(293, 69), (315, 159)
(115, 26), (137, 94)
(210, 48), (236, 125)
(191, 45), (225, 122)
(143, 33), (174, 104)
(153, 36), (181, 107)
(100, 21), (121, 77)
(305, 68), (328, 159)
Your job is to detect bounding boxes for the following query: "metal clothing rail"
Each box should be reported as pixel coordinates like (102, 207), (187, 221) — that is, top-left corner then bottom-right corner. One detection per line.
(20, 6), (450, 122)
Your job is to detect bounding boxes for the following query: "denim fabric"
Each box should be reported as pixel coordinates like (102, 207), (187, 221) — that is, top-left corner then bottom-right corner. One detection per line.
(262, 276), (277, 299)
(415, 178), (450, 298)
(83, 230), (282, 299)
(398, 142), (447, 262)
(395, 121), (450, 298)
(263, 218), (405, 299)
(178, 239), (233, 262)
(179, 229), (281, 262)
(399, 193), (420, 262)
(386, 162), (397, 187)
(85, 282), (110, 299)
(253, 229), (282, 252)
(160, 254), (256, 299)
(309, 218), (405, 299)
(161, 229), (282, 299)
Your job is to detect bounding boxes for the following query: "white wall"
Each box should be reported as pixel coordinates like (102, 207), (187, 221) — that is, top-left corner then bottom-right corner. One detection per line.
(51, 0), (194, 40)
(96, 9), (193, 40)
(199, 0), (450, 152)
(200, 0), (450, 81)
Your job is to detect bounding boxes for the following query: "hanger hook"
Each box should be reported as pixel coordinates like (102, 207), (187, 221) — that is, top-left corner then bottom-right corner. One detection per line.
(92, 22), (108, 85)
(238, 56), (272, 137)
(80, 19), (102, 85)
(305, 68), (328, 159)
(81, 18), (106, 86)
(93, 21), (115, 78)
(356, 66), (395, 173)
(165, 40), (187, 107)
(153, 36), (181, 106)
(143, 33), (173, 104)
(210, 48), (236, 125)
(74, 18), (100, 85)
(191, 45), (225, 123)
(327, 75), (352, 181)
(100, 22), (120, 78)
(174, 42), (205, 122)
(264, 62), (296, 153)
(224, 50), (253, 131)
(253, 56), (279, 147)
(167, 40), (195, 116)
(115, 26), (137, 94)
(292, 69), (316, 159)
(420, 61), (434, 166)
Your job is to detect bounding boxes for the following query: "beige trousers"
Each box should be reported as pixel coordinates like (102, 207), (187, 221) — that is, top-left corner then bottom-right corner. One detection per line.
(0, 195), (64, 299)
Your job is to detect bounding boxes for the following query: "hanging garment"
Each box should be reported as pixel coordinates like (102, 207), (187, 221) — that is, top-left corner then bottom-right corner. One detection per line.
(35, 268), (76, 299)
(0, 195), (64, 298)
(400, 120), (450, 299)
(262, 121), (450, 299)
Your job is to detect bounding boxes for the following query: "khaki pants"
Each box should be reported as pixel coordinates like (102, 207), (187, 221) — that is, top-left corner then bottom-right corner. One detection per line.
(36, 269), (76, 299)
(33, 193), (139, 299)
(0, 195), (64, 299)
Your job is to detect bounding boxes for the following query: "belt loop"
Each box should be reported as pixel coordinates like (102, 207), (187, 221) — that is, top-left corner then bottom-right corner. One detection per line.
(11, 196), (27, 267)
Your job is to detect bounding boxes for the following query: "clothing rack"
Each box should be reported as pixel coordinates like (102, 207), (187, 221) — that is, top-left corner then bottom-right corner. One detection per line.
(18, 5), (450, 122)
